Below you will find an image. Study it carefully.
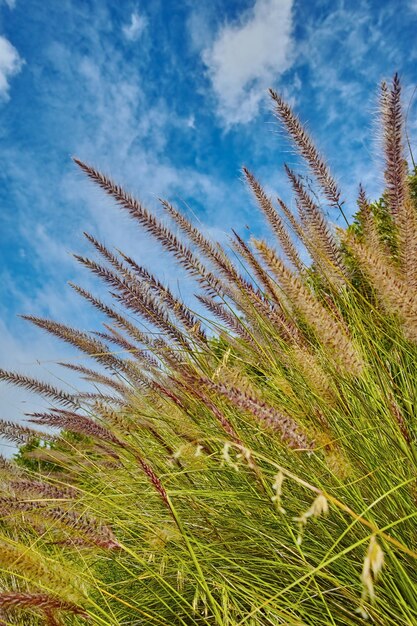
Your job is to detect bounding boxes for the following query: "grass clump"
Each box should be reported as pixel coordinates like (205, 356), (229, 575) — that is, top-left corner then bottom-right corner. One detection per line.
(0, 73), (417, 625)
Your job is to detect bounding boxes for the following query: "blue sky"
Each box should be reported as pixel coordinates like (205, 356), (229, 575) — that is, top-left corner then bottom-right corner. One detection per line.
(2, 0), (417, 442)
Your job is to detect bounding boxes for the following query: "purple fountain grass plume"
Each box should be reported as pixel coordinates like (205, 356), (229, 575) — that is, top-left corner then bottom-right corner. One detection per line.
(116, 253), (156, 283)
(69, 284), (165, 371)
(92, 400), (135, 432)
(291, 193), (343, 280)
(74, 390), (128, 405)
(69, 282), (147, 341)
(94, 325), (144, 358)
(160, 198), (239, 281)
(357, 184), (371, 219)
(381, 74), (417, 288)
(0, 490), (120, 550)
(243, 168), (303, 272)
(343, 233), (417, 341)
(284, 165), (345, 282)
(58, 362), (128, 395)
(69, 283), (160, 365)
(11, 479), (79, 501)
(379, 79), (390, 124)
(231, 229), (284, 301)
(135, 454), (170, 505)
(0, 419), (54, 445)
(111, 283), (193, 355)
(293, 197), (314, 241)
(118, 251), (208, 345)
(0, 369), (77, 407)
(150, 337), (185, 369)
(176, 376), (241, 443)
(379, 74), (417, 286)
(0, 494), (44, 515)
(87, 232), (205, 332)
(240, 284), (300, 345)
(378, 77), (417, 288)
(152, 381), (186, 410)
(73, 158), (228, 297)
(0, 593), (87, 618)
(276, 196), (306, 243)
(237, 240), (305, 344)
(84, 231), (132, 278)
(109, 189), (282, 339)
(356, 185), (377, 242)
(254, 240), (363, 375)
(382, 73), (406, 217)
(269, 89), (348, 225)
(92, 331), (159, 385)
(233, 232), (295, 322)
(31, 320), (146, 391)
(207, 380), (314, 451)
(231, 231), (302, 343)
(74, 255), (191, 352)
(275, 195), (315, 268)
(45, 507), (121, 550)
(27, 409), (124, 447)
(86, 338), (151, 389)
(196, 294), (256, 347)
(396, 194), (417, 288)
(211, 254), (298, 343)
(73, 255), (134, 294)
(21, 315), (130, 375)
(355, 184), (394, 260)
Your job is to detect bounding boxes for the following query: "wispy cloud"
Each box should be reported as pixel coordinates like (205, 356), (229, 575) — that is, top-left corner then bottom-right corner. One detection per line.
(1, 0), (16, 9)
(122, 10), (147, 42)
(0, 35), (23, 100)
(202, 0), (294, 125)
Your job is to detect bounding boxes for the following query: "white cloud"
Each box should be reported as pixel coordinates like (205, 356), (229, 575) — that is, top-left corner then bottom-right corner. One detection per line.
(0, 35), (23, 100)
(186, 5), (215, 53)
(122, 10), (147, 41)
(186, 114), (196, 129)
(202, 0), (294, 125)
(1, 0), (16, 8)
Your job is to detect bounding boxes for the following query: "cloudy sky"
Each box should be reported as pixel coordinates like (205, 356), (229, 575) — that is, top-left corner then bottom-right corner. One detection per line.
(1, 0), (417, 449)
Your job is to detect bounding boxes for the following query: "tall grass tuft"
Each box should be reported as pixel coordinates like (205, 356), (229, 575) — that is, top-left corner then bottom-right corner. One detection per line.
(1, 74), (417, 625)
